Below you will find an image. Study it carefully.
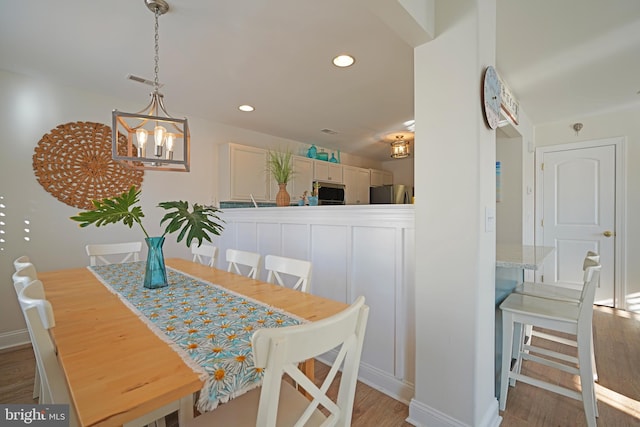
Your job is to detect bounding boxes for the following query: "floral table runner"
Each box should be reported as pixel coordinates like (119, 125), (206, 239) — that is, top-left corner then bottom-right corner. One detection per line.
(88, 261), (304, 412)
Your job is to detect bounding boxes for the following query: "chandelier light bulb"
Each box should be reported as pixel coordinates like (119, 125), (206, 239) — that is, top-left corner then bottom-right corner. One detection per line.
(154, 125), (166, 147)
(136, 129), (148, 147)
(165, 133), (175, 152)
(165, 132), (175, 160)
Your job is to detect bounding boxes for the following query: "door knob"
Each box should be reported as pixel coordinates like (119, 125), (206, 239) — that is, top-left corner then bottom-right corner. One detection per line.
(603, 230), (613, 237)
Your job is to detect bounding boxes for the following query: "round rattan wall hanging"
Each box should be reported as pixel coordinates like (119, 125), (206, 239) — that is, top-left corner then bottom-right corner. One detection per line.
(33, 121), (144, 210)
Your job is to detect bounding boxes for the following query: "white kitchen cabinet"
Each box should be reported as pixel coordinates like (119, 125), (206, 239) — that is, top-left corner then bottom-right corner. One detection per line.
(370, 169), (393, 187)
(314, 161), (343, 183)
(269, 156), (314, 202)
(219, 143), (269, 201)
(291, 157), (314, 199)
(343, 165), (370, 205)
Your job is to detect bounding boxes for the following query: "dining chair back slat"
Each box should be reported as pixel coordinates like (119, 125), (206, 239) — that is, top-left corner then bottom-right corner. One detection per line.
(226, 249), (261, 279)
(265, 255), (312, 293)
(192, 244), (218, 267)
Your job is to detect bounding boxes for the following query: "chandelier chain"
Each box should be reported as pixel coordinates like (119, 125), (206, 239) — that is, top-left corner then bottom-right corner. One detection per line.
(153, 7), (160, 91)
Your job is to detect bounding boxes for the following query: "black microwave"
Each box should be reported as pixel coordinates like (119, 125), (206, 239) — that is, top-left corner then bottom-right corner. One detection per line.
(314, 181), (345, 205)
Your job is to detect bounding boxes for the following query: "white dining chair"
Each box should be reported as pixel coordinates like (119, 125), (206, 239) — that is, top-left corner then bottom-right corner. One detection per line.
(226, 249), (261, 279)
(186, 296), (369, 427)
(13, 255), (33, 272)
(12, 259), (41, 400)
(13, 263), (38, 290)
(13, 266), (40, 298)
(18, 279), (79, 426)
(513, 251), (600, 380)
(499, 260), (601, 427)
(192, 244), (218, 267)
(85, 241), (142, 266)
(265, 254), (312, 293)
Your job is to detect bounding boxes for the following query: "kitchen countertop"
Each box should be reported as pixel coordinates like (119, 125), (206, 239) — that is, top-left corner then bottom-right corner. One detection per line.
(496, 244), (555, 270)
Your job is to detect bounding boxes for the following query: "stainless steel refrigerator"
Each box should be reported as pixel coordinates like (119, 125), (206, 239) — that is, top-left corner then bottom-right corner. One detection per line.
(369, 184), (411, 204)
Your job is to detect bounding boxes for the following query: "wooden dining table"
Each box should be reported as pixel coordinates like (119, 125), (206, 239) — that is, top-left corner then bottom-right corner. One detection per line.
(39, 257), (348, 427)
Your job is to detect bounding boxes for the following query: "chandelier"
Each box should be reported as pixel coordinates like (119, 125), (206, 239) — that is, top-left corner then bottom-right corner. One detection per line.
(390, 135), (411, 159)
(112, 0), (190, 172)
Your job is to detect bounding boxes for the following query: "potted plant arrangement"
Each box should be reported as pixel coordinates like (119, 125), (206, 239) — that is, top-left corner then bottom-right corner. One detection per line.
(267, 148), (295, 207)
(70, 185), (224, 288)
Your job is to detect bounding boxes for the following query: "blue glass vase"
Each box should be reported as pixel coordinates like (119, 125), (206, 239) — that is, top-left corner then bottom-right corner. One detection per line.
(144, 236), (168, 289)
(307, 144), (317, 159)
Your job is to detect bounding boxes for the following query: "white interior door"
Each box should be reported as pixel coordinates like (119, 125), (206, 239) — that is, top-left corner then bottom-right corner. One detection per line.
(538, 143), (616, 305)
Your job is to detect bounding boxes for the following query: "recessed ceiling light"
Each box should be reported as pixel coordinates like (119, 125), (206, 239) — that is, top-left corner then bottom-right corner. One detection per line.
(238, 104), (255, 112)
(332, 54), (355, 68)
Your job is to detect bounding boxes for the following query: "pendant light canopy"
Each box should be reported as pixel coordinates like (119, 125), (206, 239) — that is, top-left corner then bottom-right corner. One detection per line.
(112, 0), (190, 172)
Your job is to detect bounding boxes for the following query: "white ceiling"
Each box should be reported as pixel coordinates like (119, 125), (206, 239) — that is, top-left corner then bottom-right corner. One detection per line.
(1, 1), (639, 162)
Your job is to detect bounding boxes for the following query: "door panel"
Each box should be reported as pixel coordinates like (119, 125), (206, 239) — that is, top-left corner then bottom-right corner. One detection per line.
(542, 144), (615, 304)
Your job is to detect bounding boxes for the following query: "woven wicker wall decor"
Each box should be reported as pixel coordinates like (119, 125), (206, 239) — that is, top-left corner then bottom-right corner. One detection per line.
(33, 121), (144, 210)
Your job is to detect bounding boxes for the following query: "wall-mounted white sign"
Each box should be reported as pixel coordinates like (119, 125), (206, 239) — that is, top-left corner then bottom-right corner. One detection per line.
(497, 73), (519, 125)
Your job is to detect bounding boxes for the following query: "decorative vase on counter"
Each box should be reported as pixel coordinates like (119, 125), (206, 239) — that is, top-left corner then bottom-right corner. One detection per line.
(307, 144), (317, 159)
(308, 196), (318, 206)
(144, 236), (168, 289)
(276, 183), (291, 207)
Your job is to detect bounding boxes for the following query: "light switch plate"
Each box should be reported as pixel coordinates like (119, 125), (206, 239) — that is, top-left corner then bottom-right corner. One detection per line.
(485, 206), (495, 232)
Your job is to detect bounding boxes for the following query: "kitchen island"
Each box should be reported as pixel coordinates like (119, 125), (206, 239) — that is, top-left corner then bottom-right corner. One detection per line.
(495, 243), (555, 305)
(214, 204), (415, 403)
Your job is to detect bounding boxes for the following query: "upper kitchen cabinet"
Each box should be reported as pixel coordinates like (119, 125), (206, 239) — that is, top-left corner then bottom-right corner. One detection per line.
(343, 166), (370, 205)
(219, 143), (269, 201)
(270, 156), (314, 202)
(314, 161), (343, 183)
(291, 157), (314, 199)
(370, 169), (393, 187)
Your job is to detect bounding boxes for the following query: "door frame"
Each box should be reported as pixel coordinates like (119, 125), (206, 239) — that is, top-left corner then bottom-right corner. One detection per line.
(535, 137), (627, 309)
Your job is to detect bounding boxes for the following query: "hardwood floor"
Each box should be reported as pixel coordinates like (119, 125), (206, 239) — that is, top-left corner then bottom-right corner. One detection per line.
(1, 305), (638, 426)
(0, 344), (37, 404)
(500, 305), (640, 426)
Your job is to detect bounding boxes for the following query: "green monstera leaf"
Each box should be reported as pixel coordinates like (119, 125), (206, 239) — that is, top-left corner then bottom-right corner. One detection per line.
(70, 186), (150, 237)
(70, 186), (225, 246)
(159, 201), (225, 247)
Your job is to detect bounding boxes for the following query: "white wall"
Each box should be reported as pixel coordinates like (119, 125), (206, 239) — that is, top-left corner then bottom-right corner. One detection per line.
(496, 136), (522, 244)
(382, 156), (415, 187)
(0, 69), (381, 348)
(409, 0), (500, 426)
(534, 107), (640, 304)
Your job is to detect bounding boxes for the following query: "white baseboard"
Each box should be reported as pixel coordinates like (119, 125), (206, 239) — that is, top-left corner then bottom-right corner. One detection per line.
(317, 350), (414, 405)
(407, 397), (501, 427)
(0, 329), (30, 351)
